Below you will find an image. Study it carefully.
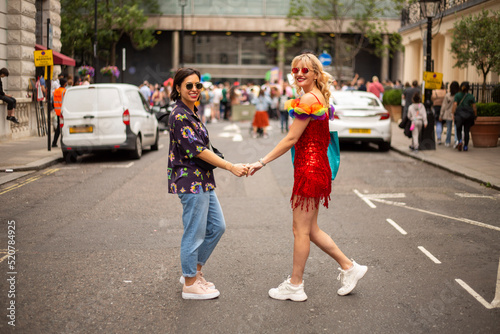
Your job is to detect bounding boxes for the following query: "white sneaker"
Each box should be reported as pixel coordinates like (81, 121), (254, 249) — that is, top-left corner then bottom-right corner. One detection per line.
(182, 280), (220, 300)
(179, 272), (216, 289)
(337, 260), (368, 296)
(268, 276), (307, 301)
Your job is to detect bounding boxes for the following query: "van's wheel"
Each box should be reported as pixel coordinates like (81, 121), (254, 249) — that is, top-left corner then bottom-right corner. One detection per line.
(130, 134), (142, 159)
(63, 151), (78, 163)
(151, 128), (159, 151)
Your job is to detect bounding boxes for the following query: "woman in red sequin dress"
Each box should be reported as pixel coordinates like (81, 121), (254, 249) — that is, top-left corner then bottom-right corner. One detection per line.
(247, 53), (367, 301)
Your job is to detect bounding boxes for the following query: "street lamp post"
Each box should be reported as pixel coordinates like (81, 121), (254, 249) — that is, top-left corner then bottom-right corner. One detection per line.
(179, 0), (187, 68)
(419, 0), (441, 150)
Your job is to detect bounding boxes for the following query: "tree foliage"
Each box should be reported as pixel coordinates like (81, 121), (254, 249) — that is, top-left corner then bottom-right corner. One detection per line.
(450, 10), (500, 102)
(285, 0), (405, 80)
(61, 0), (159, 68)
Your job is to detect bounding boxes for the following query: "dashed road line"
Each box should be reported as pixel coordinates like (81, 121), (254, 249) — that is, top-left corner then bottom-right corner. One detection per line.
(418, 246), (441, 264)
(386, 218), (407, 235)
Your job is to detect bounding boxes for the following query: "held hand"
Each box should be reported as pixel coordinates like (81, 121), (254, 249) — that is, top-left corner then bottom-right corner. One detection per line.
(231, 163), (249, 177)
(246, 162), (263, 177)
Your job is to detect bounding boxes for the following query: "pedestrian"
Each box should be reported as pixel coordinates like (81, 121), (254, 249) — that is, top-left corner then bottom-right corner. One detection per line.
(0, 68), (19, 124)
(279, 87), (290, 133)
(167, 67), (248, 300)
(452, 82), (477, 152)
(439, 81), (459, 147)
(431, 83), (447, 144)
(403, 80), (420, 119)
(407, 92), (428, 152)
(251, 89), (272, 138)
(368, 76), (384, 100)
(139, 80), (151, 101)
(246, 53), (367, 302)
(52, 78), (67, 147)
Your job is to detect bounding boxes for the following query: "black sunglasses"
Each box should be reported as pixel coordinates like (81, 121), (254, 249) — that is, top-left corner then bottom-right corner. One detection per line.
(185, 82), (203, 90)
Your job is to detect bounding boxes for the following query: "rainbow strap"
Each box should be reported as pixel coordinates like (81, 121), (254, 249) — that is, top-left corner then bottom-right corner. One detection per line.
(286, 98), (335, 121)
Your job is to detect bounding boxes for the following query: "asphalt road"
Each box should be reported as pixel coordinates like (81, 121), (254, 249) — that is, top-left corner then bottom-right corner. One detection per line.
(1, 120), (499, 333)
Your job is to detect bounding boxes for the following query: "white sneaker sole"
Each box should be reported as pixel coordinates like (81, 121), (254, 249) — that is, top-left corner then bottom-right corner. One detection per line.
(268, 289), (307, 302)
(337, 265), (368, 296)
(182, 290), (220, 300)
(179, 276), (216, 290)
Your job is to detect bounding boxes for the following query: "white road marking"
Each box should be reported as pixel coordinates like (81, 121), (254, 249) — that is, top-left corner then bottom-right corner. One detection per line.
(232, 134), (243, 142)
(418, 246), (441, 264)
(456, 279), (494, 309)
(455, 193), (495, 199)
(367, 193), (406, 199)
(365, 196), (500, 232)
(492, 258), (500, 308)
(353, 189), (377, 208)
(101, 162), (134, 169)
(386, 219), (407, 235)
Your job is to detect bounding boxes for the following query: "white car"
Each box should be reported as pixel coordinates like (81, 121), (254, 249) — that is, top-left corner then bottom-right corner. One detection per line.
(329, 90), (391, 151)
(61, 84), (159, 161)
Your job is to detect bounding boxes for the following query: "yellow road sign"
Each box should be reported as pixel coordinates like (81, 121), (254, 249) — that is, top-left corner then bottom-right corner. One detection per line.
(423, 71), (443, 90)
(34, 50), (54, 67)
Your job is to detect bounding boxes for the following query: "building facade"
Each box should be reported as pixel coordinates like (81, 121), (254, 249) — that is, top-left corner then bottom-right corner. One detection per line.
(400, 0), (500, 87)
(1, 0), (64, 140)
(117, 0), (402, 85)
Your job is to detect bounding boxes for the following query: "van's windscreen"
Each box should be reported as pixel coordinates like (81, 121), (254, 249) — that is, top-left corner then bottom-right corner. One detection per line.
(64, 88), (122, 112)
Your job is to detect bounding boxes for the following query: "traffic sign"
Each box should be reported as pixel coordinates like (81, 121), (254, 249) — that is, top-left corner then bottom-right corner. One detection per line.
(34, 50), (54, 67)
(423, 71), (443, 90)
(319, 51), (332, 66)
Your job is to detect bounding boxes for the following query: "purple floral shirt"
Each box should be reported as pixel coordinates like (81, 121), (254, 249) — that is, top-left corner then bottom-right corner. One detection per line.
(167, 100), (216, 194)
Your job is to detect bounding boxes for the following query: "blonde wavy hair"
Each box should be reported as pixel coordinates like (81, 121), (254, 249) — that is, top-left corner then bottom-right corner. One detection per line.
(291, 53), (332, 104)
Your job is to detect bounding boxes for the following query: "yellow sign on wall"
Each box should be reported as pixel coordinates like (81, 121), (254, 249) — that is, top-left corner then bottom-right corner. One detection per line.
(423, 71), (443, 90)
(34, 50), (54, 67)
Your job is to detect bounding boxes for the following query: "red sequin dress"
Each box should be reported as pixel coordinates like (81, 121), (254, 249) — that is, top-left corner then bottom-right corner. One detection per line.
(287, 95), (332, 210)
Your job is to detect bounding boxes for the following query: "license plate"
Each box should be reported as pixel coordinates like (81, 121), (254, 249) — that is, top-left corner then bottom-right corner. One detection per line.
(70, 125), (93, 134)
(349, 128), (371, 134)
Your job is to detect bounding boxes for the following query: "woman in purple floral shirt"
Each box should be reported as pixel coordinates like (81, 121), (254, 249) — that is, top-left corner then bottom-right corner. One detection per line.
(168, 68), (248, 300)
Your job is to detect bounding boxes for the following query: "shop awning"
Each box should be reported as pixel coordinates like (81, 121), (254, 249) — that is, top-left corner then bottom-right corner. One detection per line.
(35, 44), (76, 66)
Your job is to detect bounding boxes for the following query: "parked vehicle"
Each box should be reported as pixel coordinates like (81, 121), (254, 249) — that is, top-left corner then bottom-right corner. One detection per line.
(60, 84), (159, 161)
(329, 90), (392, 152)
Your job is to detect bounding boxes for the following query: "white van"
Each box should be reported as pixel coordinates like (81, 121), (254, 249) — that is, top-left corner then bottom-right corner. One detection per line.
(61, 84), (159, 161)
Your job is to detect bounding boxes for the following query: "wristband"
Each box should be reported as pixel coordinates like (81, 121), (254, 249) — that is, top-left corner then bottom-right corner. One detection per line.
(259, 158), (266, 167)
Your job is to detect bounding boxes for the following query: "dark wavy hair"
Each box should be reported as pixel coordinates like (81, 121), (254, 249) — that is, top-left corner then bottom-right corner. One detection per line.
(449, 81), (460, 96)
(170, 68), (201, 102)
(412, 92), (421, 103)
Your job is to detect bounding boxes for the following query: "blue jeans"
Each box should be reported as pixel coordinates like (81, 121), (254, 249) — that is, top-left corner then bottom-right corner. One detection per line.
(178, 190), (226, 277)
(280, 111), (289, 132)
(444, 120), (453, 145)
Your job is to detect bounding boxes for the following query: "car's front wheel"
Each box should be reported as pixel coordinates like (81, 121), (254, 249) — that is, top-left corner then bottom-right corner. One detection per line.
(130, 134), (143, 159)
(379, 141), (391, 152)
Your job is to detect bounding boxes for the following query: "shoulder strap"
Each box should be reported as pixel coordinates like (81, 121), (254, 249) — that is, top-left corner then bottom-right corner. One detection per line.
(458, 94), (467, 106)
(309, 92), (322, 105)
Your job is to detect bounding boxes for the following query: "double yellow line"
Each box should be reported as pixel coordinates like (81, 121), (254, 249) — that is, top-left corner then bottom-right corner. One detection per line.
(0, 168), (59, 195)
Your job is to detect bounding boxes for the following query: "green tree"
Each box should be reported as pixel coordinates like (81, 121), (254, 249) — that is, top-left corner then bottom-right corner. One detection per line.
(450, 10), (500, 102)
(286, 0), (405, 80)
(61, 0), (159, 76)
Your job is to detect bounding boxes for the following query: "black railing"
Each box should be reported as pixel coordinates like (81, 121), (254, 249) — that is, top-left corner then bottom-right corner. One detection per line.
(470, 83), (499, 104)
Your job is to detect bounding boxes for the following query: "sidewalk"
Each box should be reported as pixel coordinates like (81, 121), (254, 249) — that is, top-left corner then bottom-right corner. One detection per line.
(389, 122), (500, 190)
(0, 136), (62, 185)
(0, 125), (499, 190)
